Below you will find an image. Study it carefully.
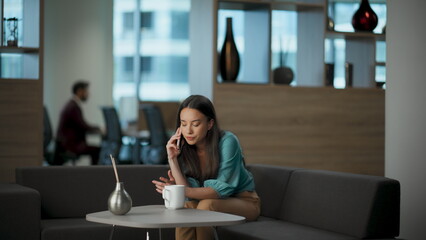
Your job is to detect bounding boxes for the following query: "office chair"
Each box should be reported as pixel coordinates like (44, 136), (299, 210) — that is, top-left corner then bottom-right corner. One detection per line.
(43, 106), (53, 156)
(44, 106), (78, 165)
(43, 106), (54, 164)
(52, 141), (79, 166)
(99, 106), (134, 164)
(139, 104), (168, 165)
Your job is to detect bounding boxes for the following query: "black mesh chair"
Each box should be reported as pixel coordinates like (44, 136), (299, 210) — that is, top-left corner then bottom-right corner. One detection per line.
(139, 104), (168, 165)
(99, 106), (133, 164)
(43, 106), (54, 164)
(43, 106), (53, 156)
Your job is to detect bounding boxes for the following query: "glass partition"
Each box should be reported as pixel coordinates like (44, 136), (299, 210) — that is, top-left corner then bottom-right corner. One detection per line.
(113, 0), (190, 124)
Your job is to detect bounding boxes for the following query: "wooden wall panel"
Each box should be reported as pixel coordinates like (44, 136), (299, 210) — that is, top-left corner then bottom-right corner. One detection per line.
(0, 80), (43, 182)
(214, 84), (384, 176)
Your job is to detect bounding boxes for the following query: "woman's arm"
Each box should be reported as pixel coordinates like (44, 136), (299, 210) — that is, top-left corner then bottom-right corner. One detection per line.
(185, 186), (219, 200)
(202, 132), (252, 198)
(152, 128), (188, 193)
(168, 156), (189, 186)
(168, 157), (219, 199)
(152, 161), (218, 199)
(164, 127), (188, 185)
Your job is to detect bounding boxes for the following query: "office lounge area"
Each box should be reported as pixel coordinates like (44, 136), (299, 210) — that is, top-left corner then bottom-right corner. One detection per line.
(0, 0), (425, 239)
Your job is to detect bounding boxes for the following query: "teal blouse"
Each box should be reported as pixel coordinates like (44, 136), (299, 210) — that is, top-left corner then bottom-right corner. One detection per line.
(187, 131), (255, 198)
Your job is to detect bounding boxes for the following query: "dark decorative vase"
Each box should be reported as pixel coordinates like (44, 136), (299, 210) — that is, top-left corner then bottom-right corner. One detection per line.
(273, 66), (294, 85)
(345, 62), (353, 88)
(351, 0), (378, 32)
(219, 17), (240, 82)
(325, 63), (334, 87)
(273, 38), (294, 85)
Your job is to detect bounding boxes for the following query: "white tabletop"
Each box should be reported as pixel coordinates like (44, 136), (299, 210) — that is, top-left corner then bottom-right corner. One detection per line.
(86, 205), (246, 229)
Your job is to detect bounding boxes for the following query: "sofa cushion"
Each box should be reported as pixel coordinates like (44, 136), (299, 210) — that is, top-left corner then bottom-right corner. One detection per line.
(0, 183), (41, 240)
(247, 164), (297, 219)
(280, 169), (400, 239)
(218, 216), (358, 240)
(41, 218), (174, 240)
(16, 165), (169, 219)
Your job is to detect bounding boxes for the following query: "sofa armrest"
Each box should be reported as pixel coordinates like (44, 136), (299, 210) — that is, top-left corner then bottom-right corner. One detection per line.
(0, 183), (41, 240)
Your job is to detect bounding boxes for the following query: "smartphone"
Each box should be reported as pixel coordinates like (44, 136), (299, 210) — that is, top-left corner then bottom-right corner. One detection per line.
(177, 137), (181, 150)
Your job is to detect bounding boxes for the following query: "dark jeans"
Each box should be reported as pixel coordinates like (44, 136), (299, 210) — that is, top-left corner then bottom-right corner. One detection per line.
(78, 145), (100, 165)
(52, 141), (100, 165)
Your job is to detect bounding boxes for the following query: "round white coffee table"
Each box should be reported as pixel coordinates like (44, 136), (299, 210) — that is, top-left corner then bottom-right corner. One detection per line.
(86, 205), (246, 239)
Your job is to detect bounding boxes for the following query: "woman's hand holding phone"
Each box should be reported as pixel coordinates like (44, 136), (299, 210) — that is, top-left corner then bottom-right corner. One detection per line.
(166, 127), (182, 161)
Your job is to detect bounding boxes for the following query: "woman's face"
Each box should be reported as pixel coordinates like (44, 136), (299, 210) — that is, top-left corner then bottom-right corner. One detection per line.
(180, 107), (213, 147)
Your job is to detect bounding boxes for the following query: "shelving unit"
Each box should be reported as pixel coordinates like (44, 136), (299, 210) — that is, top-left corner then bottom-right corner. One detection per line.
(271, 1), (324, 11)
(212, 0), (386, 88)
(325, 30), (385, 40)
(0, 0), (43, 182)
(188, 0), (386, 175)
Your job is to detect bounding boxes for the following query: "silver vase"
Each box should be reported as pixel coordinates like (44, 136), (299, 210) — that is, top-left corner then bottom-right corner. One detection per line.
(108, 182), (132, 215)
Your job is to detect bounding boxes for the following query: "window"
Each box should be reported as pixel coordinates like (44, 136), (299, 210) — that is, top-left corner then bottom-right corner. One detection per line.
(170, 56), (188, 82)
(113, 0), (190, 123)
(171, 11), (189, 39)
(123, 12), (133, 30)
(123, 56), (133, 72)
(141, 56), (152, 73)
(122, 11), (153, 34)
(122, 56), (151, 73)
(141, 11), (153, 30)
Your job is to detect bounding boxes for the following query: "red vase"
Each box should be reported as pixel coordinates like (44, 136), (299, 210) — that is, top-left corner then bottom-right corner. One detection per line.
(351, 0), (378, 32)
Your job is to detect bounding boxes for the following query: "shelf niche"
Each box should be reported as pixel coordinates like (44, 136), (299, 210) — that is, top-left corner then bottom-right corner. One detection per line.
(217, 2), (270, 84)
(0, 0), (40, 80)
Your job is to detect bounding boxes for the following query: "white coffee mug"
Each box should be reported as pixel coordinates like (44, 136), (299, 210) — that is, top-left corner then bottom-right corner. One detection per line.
(162, 185), (185, 210)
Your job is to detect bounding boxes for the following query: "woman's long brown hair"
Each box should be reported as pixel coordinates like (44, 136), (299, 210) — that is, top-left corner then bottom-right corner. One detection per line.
(176, 95), (222, 182)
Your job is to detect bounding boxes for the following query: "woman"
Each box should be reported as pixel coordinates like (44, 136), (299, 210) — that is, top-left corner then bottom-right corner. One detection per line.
(152, 95), (260, 240)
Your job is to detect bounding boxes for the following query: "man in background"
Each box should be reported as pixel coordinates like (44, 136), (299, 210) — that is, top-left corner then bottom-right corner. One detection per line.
(55, 80), (101, 165)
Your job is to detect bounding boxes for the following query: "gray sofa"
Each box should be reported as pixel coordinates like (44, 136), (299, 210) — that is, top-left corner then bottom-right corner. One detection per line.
(0, 164), (400, 240)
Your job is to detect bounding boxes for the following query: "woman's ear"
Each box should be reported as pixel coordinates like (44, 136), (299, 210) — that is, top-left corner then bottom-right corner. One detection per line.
(208, 119), (214, 130)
